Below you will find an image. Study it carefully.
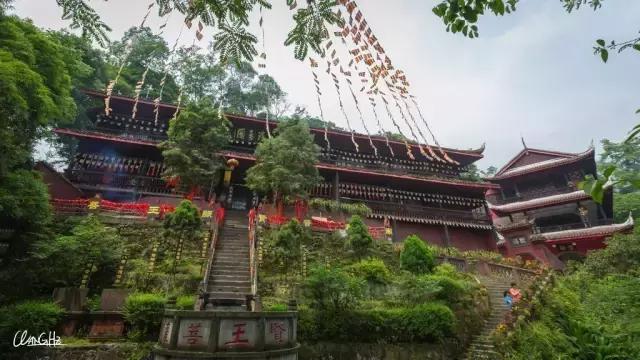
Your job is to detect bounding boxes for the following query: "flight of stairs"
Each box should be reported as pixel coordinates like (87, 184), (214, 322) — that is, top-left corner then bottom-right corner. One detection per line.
(463, 276), (513, 360)
(205, 211), (251, 309)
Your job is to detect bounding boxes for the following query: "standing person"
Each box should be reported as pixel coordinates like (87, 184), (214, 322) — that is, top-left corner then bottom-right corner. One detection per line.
(509, 282), (522, 302)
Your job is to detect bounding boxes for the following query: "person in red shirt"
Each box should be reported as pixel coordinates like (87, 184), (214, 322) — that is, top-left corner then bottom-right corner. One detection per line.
(508, 282), (522, 303)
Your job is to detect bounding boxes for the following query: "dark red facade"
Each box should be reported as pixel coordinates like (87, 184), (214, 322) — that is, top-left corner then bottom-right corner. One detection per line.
(486, 146), (633, 268)
(48, 90), (500, 251)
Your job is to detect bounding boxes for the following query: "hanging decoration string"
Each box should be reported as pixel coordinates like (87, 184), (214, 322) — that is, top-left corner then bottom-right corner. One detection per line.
(309, 58), (331, 150)
(132, 11), (173, 120)
(335, 20), (393, 157)
(154, 22), (186, 125)
(322, 41), (359, 152)
(337, 0), (457, 164)
(379, 93), (414, 160)
(105, 2), (155, 116)
(258, 5), (272, 138)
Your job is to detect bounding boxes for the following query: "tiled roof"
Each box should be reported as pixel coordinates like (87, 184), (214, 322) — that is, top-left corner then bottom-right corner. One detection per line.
(487, 190), (591, 213)
(531, 214), (634, 243)
(488, 147), (595, 180)
(369, 212), (494, 230)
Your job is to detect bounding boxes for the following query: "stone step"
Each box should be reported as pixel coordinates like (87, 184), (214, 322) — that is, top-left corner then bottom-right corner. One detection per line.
(206, 291), (248, 300)
(214, 260), (249, 268)
(209, 279), (251, 287)
(209, 274), (250, 282)
(211, 268), (250, 276)
(206, 285), (251, 293)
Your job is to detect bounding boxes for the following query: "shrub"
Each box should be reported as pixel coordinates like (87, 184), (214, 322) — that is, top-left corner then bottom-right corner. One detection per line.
(425, 274), (470, 305)
(400, 235), (435, 274)
(0, 300), (63, 337)
(123, 293), (166, 341)
(264, 303), (288, 312)
(346, 215), (373, 258)
(175, 295), (196, 310)
(299, 303), (455, 342)
(303, 265), (364, 312)
(346, 258), (392, 285)
(394, 274), (441, 305)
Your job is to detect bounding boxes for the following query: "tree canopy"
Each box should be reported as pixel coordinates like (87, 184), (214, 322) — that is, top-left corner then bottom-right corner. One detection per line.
(245, 118), (321, 204)
(160, 102), (229, 197)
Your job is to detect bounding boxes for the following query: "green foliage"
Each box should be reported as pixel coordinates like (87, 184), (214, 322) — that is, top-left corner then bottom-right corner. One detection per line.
(0, 300), (63, 354)
(265, 219), (311, 271)
(246, 118), (321, 202)
(346, 258), (392, 285)
(0, 15), (76, 173)
(163, 200), (202, 234)
(175, 295), (196, 310)
(285, 0), (340, 60)
(346, 215), (373, 258)
(264, 303), (288, 312)
(432, 0), (517, 38)
(160, 104), (229, 195)
(394, 273), (441, 305)
(598, 137), (640, 194)
(123, 293), (166, 341)
(400, 235), (435, 274)
(300, 303), (455, 342)
(303, 265), (365, 313)
(613, 192), (640, 223)
(57, 0), (339, 63)
(582, 234), (640, 277)
(308, 198), (372, 217)
(32, 215), (123, 289)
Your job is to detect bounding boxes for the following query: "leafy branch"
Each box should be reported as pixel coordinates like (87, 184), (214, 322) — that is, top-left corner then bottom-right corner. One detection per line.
(56, 0), (112, 46)
(593, 35), (640, 63)
(432, 0), (518, 38)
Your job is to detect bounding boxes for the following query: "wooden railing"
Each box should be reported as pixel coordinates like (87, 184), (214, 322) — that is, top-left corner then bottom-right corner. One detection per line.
(486, 185), (578, 205)
(534, 219), (614, 233)
(67, 169), (177, 196)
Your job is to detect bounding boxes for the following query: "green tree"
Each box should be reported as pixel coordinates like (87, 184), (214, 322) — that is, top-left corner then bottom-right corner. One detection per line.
(160, 103), (229, 198)
(460, 163), (481, 181)
(0, 15), (77, 173)
(47, 30), (110, 166)
(246, 118), (321, 214)
(107, 26), (179, 102)
(163, 200), (202, 277)
(598, 138), (640, 193)
(346, 215), (373, 259)
(400, 235), (436, 275)
(613, 192), (640, 223)
(266, 219), (311, 273)
(0, 170), (51, 261)
(31, 215), (123, 288)
(303, 265), (364, 313)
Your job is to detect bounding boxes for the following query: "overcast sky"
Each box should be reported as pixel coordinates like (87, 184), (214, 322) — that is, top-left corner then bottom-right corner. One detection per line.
(12, 0), (640, 168)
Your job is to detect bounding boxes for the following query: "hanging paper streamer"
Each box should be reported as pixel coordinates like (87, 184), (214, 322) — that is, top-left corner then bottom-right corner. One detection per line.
(105, 2), (155, 116)
(410, 96), (459, 165)
(258, 5), (272, 139)
(132, 12), (173, 120)
(154, 23), (185, 125)
(380, 94), (414, 160)
(131, 68), (149, 119)
(309, 58), (330, 150)
(337, 1), (458, 164)
(171, 89), (183, 122)
(368, 96), (394, 156)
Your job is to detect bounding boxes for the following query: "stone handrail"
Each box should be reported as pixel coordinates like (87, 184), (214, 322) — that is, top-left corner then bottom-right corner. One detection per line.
(436, 256), (540, 282)
(249, 216), (258, 301)
(200, 221), (219, 305)
(154, 310), (299, 357)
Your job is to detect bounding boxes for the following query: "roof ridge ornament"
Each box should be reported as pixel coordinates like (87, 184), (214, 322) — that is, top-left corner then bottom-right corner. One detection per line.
(521, 136), (527, 150)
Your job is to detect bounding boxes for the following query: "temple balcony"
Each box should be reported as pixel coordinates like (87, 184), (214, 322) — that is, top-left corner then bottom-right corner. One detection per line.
(341, 198), (492, 229)
(66, 169), (178, 197)
(533, 218), (614, 234)
(487, 185), (578, 205)
(91, 112), (169, 142)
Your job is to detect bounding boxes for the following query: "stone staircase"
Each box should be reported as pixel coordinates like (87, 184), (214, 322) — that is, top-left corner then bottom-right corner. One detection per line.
(463, 276), (513, 360)
(204, 211), (251, 309)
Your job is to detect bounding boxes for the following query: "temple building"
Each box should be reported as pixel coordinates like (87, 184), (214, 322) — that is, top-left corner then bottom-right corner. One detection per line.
(486, 146), (634, 267)
(50, 90), (498, 251)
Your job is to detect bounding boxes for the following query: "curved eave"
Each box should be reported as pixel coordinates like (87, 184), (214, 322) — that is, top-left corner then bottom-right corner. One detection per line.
(487, 190), (591, 214)
(369, 212), (493, 230)
(220, 151), (499, 190)
(53, 128), (158, 147)
(533, 213), (634, 243)
(486, 147), (595, 181)
(225, 113), (485, 161)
